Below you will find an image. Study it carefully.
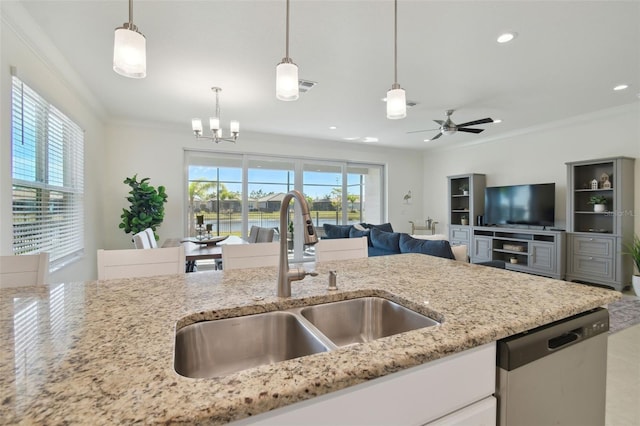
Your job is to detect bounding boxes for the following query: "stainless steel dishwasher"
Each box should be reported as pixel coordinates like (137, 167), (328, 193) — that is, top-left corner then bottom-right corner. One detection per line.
(496, 307), (609, 426)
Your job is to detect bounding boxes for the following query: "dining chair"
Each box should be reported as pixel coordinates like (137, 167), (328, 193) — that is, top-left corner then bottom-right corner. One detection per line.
(0, 252), (50, 288)
(221, 242), (279, 270)
(97, 246), (185, 280)
(255, 227), (275, 243)
(143, 228), (158, 248)
(247, 226), (260, 243)
(133, 230), (152, 249)
(315, 236), (368, 263)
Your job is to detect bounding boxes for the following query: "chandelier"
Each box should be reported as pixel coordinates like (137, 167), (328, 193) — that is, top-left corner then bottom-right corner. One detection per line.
(191, 87), (239, 144)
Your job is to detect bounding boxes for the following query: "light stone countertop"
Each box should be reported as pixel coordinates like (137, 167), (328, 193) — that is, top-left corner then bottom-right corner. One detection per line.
(0, 254), (620, 424)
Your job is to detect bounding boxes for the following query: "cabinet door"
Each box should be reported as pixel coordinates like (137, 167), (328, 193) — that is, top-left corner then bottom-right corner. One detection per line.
(571, 255), (615, 280)
(572, 235), (614, 257)
(472, 236), (492, 263)
(450, 226), (470, 245)
(530, 242), (555, 273)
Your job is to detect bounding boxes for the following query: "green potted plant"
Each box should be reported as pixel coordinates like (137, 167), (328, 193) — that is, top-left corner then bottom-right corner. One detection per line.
(119, 175), (168, 243)
(460, 215), (469, 226)
(626, 234), (640, 296)
(587, 195), (607, 212)
(459, 183), (469, 195)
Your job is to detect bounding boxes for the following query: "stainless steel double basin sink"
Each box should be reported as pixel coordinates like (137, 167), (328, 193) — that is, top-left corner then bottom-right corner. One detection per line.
(174, 296), (439, 378)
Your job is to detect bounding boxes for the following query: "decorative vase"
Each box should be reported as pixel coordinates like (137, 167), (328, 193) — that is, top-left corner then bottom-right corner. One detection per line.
(594, 204), (606, 213)
(461, 218), (468, 226)
(633, 275), (640, 297)
(462, 190), (469, 196)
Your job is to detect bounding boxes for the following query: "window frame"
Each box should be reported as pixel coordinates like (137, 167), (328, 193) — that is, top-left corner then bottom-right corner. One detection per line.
(10, 76), (85, 270)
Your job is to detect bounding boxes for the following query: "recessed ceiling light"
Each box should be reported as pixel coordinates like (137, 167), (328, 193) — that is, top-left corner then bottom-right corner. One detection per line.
(329, 126), (337, 130)
(362, 137), (378, 143)
(497, 32), (517, 43)
(343, 136), (360, 141)
(493, 119), (502, 123)
(423, 139), (431, 142)
(613, 84), (629, 91)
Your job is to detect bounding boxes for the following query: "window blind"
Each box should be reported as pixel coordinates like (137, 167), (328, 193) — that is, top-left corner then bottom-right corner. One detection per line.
(11, 76), (84, 269)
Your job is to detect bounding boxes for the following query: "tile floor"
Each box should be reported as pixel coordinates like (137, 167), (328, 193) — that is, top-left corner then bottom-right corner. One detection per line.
(606, 291), (640, 426)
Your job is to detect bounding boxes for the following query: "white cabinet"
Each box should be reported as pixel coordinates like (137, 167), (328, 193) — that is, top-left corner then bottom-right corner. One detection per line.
(235, 343), (496, 426)
(426, 396), (496, 426)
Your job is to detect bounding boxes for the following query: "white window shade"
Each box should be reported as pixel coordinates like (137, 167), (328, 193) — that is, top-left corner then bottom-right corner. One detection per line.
(11, 76), (84, 269)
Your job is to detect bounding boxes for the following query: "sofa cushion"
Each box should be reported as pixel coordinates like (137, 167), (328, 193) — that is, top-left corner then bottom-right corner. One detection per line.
(322, 224), (352, 239)
(368, 246), (399, 257)
(369, 228), (401, 254)
(399, 234), (455, 260)
(363, 222), (394, 233)
(349, 227), (372, 246)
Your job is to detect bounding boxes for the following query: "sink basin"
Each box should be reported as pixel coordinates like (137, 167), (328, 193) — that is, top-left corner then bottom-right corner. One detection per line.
(300, 297), (439, 347)
(174, 296), (439, 378)
(174, 311), (330, 378)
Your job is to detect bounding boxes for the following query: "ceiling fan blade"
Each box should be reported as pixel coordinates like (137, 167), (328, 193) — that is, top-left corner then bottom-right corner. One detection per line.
(407, 128), (439, 134)
(456, 118), (493, 127)
(429, 132), (443, 141)
(433, 120), (444, 125)
(457, 128), (484, 134)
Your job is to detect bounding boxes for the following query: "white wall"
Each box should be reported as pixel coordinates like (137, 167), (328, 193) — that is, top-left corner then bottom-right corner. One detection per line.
(1, 3), (106, 283)
(103, 122), (425, 251)
(423, 103), (640, 235)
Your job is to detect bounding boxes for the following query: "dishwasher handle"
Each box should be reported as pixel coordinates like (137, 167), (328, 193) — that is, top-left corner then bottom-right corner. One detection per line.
(548, 330), (579, 350)
(497, 307), (609, 371)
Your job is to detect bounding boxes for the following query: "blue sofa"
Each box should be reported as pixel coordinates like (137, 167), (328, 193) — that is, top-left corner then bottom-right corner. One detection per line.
(322, 223), (456, 260)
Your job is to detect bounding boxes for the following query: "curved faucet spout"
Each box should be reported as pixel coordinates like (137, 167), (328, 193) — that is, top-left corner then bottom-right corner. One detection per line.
(277, 190), (318, 297)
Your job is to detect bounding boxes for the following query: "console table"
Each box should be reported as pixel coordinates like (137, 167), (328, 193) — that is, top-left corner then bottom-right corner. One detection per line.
(471, 227), (565, 280)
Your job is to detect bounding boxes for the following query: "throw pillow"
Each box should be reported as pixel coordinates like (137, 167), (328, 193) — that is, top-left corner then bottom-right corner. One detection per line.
(399, 234), (455, 260)
(363, 223), (394, 233)
(369, 228), (401, 254)
(349, 227), (372, 246)
(323, 224), (352, 239)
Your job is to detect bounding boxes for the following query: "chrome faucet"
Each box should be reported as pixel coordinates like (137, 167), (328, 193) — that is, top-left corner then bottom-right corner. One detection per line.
(277, 190), (318, 297)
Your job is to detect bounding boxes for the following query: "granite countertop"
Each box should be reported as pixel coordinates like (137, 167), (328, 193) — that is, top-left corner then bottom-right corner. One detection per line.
(0, 254), (620, 424)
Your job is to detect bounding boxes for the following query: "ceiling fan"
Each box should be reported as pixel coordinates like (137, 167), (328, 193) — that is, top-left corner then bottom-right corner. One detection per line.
(408, 110), (494, 141)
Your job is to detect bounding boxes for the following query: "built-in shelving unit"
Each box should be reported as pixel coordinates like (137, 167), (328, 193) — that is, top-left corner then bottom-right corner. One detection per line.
(472, 227), (565, 279)
(447, 174), (485, 246)
(565, 157), (635, 291)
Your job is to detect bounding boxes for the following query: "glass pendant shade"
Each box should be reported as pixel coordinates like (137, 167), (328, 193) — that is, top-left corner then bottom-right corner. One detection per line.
(386, 87), (407, 119)
(209, 117), (220, 131)
(230, 120), (240, 134)
(113, 26), (146, 78)
(191, 119), (203, 134)
(276, 61), (299, 101)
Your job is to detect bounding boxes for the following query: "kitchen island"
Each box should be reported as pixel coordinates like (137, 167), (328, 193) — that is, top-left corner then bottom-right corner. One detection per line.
(0, 253), (619, 424)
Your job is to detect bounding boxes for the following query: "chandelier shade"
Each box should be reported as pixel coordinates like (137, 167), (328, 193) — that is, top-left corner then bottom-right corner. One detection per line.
(113, 0), (146, 78)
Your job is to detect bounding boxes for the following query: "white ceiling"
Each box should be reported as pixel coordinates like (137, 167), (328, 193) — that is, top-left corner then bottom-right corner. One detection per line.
(14, 0), (640, 150)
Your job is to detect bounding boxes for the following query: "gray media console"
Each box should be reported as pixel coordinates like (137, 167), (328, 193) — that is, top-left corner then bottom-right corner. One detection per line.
(471, 227), (566, 280)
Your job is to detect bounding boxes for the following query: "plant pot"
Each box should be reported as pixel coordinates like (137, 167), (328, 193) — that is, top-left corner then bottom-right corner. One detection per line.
(593, 204), (606, 213)
(510, 257), (518, 264)
(462, 190), (469, 196)
(633, 275), (640, 297)
(461, 219), (468, 226)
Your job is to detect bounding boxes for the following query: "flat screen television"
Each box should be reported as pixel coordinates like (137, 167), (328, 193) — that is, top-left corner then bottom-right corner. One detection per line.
(484, 183), (555, 227)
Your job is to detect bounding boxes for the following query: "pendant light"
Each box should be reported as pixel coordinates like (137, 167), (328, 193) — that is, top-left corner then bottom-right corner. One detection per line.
(276, 0), (299, 101)
(113, 0), (146, 79)
(386, 0), (406, 119)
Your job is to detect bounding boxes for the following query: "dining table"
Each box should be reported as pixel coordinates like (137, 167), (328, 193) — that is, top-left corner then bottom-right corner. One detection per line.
(162, 235), (248, 272)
